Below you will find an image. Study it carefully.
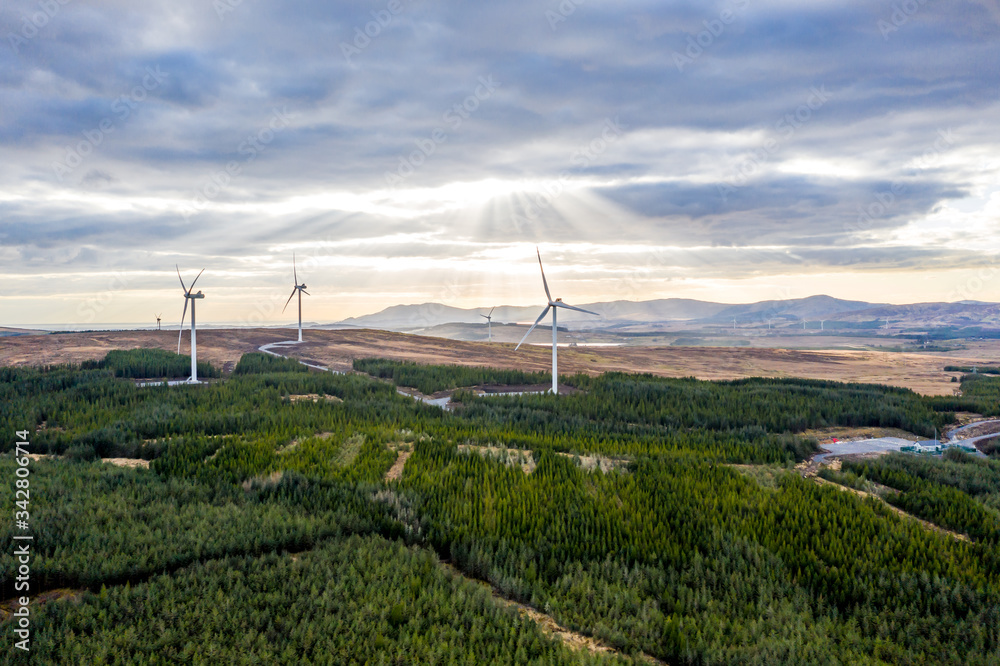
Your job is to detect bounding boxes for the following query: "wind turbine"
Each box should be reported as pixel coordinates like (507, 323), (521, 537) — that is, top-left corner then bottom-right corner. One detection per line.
(176, 266), (205, 383)
(481, 307), (496, 342)
(155, 313), (161, 331)
(515, 248), (599, 395)
(282, 253), (310, 343)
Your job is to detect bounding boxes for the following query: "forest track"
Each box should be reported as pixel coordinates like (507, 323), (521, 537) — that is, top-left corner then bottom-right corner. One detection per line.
(0, 588), (83, 622)
(438, 561), (667, 664)
(809, 475), (971, 542)
(384, 450), (412, 481)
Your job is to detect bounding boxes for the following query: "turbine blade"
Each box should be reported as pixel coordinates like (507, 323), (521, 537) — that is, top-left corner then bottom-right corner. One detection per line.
(515, 306), (550, 351)
(176, 265), (187, 292)
(188, 268), (205, 292)
(281, 289), (297, 313)
(553, 302), (599, 316)
(293, 252), (298, 285)
(177, 299), (189, 353)
(301, 290), (310, 296)
(488, 306), (495, 317)
(536, 248), (552, 302)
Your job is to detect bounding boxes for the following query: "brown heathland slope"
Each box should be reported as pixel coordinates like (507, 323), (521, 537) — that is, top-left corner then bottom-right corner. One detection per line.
(3, 328), (999, 395)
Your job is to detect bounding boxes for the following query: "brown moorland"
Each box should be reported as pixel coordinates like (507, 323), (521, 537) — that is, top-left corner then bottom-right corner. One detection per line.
(3, 328), (1000, 395)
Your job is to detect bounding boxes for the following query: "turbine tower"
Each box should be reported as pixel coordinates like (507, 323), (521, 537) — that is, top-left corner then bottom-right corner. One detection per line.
(515, 248), (599, 395)
(481, 307), (496, 342)
(155, 313), (161, 331)
(176, 266), (205, 383)
(282, 253), (310, 343)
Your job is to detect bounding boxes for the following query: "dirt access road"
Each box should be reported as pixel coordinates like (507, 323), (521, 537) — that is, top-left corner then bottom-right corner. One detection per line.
(3, 327), (997, 395)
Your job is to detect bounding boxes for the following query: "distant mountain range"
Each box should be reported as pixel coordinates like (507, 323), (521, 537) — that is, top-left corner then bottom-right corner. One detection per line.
(331, 295), (1000, 333)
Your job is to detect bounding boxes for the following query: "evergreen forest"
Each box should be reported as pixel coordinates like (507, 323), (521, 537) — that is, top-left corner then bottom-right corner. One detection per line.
(2, 350), (999, 664)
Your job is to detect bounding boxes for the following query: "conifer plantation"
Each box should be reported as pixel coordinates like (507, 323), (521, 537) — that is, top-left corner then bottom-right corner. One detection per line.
(2, 350), (999, 664)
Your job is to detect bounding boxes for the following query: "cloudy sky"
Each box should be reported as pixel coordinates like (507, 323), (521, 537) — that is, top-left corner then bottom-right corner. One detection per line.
(2, 0), (999, 327)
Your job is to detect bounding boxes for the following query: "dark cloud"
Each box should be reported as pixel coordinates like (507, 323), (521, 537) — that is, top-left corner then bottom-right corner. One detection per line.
(596, 177), (968, 243)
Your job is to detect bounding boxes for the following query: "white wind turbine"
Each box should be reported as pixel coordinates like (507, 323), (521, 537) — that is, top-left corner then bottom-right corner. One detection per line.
(481, 306), (496, 342)
(282, 253), (310, 343)
(155, 313), (161, 331)
(515, 248), (599, 395)
(176, 266), (205, 383)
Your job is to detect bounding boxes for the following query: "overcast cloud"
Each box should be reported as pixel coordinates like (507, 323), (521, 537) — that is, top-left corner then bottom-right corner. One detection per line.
(1, 0), (998, 325)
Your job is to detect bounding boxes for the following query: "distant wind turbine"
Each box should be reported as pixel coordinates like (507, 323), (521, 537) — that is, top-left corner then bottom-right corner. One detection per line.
(282, 253), (310, 343)
(176, 266), (205, 383)
(515, 248), (599, 395)
(155, 313), (161, 331)
(481, 306), (496, 342)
